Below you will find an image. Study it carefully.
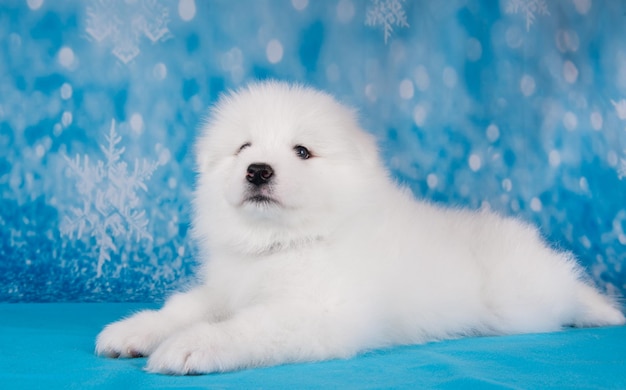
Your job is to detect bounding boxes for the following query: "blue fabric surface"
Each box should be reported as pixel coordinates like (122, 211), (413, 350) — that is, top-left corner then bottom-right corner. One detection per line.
(3, 3), (625, 386)
(1, 303), (625, 389)
(2, 1), (626, 302)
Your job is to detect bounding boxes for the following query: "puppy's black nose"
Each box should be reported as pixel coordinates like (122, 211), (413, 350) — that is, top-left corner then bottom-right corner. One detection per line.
(246, 163), (274, 186)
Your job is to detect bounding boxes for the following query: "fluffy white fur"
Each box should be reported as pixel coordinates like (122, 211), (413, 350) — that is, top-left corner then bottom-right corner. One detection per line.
(96, 81), (625, 375)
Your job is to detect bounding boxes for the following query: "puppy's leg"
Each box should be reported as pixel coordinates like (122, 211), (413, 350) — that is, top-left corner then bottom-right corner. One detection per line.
(96, 287), (219, 358)
(146, 304), (362, 375)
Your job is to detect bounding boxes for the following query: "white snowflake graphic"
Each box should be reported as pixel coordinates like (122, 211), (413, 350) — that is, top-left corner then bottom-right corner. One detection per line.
(505, 0), (550, 31)
(365, 0), (410, 44)
(61, 120), (162, 277)
(85, 0), (172, 64)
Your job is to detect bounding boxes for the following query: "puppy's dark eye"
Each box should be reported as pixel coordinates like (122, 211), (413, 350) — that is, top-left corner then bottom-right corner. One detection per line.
(294, 145), (311, 160)
(237, 143), (251, 154)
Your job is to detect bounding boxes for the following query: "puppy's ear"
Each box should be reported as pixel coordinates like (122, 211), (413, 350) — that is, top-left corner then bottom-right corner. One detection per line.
(194, 125), (215, 173)
(343, 107), (384, 168)
(356, 129), (384, 167)
(195, 92), (238, 173)
(195, 143), (208, 173)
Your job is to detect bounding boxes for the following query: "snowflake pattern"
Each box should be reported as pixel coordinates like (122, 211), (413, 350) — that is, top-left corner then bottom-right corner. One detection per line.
(505, 0), (550, 31)
(365, 0), (410, 44)
(61, 120), (162, 277)
(85, 0), (171, 64)
(2, 0), (626, 302)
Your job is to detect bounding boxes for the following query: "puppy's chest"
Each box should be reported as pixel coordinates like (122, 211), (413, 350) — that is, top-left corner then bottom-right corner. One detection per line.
(210, 250), (335, 308)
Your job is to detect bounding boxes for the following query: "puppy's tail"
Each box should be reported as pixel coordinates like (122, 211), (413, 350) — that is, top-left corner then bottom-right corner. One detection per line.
(572, 282), (625, 327)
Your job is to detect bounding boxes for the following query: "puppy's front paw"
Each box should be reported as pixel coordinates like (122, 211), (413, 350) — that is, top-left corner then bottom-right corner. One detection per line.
(96, 310), (172, 359)
(146, 324), (226, 375)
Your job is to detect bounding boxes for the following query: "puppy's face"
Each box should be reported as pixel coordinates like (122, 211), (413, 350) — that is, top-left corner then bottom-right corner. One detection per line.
(194, 82), (381, 248)
(229, 141), (315, 214)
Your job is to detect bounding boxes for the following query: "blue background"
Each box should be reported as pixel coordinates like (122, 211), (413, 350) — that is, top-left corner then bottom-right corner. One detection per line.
(1, 0), (626, 302)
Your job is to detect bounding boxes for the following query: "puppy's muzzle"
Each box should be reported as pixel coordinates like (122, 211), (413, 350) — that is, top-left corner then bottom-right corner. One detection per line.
(246, 163), (274, 186)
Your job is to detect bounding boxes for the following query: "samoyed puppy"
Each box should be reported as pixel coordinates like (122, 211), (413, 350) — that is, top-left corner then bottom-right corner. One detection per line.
(96, 81), (625, 375)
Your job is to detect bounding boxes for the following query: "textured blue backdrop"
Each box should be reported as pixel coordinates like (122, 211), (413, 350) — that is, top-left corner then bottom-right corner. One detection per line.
(1, 0), (626, 302)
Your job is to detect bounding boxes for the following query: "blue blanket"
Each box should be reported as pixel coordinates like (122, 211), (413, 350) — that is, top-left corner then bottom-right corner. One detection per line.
(1, 303), (625, 389)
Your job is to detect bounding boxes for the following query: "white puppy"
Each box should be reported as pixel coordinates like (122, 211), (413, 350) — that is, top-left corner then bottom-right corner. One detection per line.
(96, 81), (625, 375)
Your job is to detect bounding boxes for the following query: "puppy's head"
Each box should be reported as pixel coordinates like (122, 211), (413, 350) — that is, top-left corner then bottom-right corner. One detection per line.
(193, 81), (384, 255)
